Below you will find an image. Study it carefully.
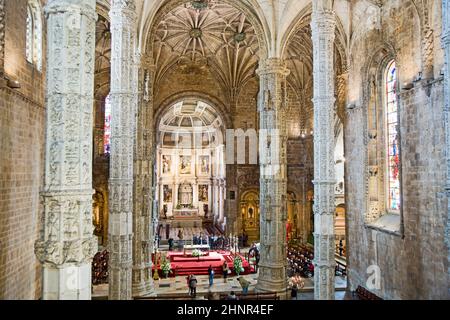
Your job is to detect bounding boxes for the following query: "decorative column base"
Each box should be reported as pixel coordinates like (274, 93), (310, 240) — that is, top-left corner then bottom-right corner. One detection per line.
(108, 234), (133, 300)
(313, 233), (336, 300)
(42, 263), (92, 300)
(132, 270), (155, 297)
(255, 265), (287, 293)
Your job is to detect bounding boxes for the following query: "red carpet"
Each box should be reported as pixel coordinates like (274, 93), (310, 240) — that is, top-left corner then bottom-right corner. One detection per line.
(153, 251), (253, 277)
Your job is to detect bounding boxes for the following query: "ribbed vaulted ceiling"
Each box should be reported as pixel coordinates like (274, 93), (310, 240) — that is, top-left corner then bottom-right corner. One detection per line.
(153, 1), (260, 101)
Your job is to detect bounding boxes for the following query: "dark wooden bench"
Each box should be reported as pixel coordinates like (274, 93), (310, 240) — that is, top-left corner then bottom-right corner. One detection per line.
(353, 286), (382, 300)
(134, 294), (194, 300)
(219, 292), (279, 300)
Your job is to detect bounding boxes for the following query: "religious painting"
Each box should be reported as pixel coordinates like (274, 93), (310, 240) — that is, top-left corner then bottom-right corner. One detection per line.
(198, 185), (208, 202)
(199, 155), (210, 174)
(162, 155), (171, 174)
(163, 185), (172, 202)
(180, 155), (191, 174)
(179, 183), (193, 207)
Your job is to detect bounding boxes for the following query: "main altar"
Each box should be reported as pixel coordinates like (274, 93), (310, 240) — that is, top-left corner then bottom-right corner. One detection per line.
(155, 100), (227, 225)
(173, 208), (199, 218)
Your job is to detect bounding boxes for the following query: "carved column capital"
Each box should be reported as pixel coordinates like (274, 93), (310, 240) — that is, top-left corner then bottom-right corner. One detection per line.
(257, 58), (290, 77)
(44, 0), (97, 20)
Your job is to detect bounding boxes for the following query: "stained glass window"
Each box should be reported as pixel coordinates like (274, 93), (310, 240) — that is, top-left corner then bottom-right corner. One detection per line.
(104, 94), (112, 154)
(25, 1), (42, 71)
(385, 61), (400, 211)
(26, 6), (33, 64)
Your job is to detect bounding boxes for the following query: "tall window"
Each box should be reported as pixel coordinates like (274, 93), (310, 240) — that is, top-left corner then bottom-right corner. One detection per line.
(104, 94), (112, 154)
(25, 1), (42, 71)
(385, 61), (400, 212)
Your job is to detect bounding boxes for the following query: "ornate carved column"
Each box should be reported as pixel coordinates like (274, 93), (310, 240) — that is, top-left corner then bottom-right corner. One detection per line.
(256, 58), (289, 293)
(34, 0), (97, 300)
(218, 180), (225, 223)
(0, 0), (5, 76)
(442, 0), (450, 295)
(174, 181), (179, 208)
(311, 2), (337, 300)
(108, 0), (137, 300)
(132, 56), (155, 297)
(213, 179), (219, 222)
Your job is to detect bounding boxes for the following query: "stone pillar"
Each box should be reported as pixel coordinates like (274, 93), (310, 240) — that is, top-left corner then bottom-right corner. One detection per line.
(207, 182), (212, 217)
(213, 179), (219, 222)
(218, 180), (225, 223)
(108, 0), (137, 300)
(256, 58), (289, 293)
(0, 0), (5, 76)
(441, 0), (450, 295)
(311, 1), (337, 300)
(174, 182), (179, 208)
(34, 0), (97, 300)
(193, 180), (199, 207)
(132, 57), (155, 297)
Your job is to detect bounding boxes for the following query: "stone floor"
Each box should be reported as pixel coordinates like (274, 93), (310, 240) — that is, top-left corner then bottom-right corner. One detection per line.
(93, 272), (347, 300)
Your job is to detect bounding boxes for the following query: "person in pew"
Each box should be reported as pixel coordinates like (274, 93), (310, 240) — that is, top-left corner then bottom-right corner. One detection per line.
(339, 240), (344, 256)
(227, 291), (238, 300)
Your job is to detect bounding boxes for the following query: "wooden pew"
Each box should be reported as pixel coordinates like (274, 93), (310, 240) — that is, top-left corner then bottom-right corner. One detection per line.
(134, 294), (195, 300)
(219, 292), (279, 300)
(354, 286), (382, 300)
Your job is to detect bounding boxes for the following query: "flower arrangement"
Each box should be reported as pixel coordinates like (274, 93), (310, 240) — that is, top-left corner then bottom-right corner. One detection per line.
(160, 255), (172, 278)
(288, 275), (305, 289)
(192, 249), (204, 257)
(233, 256), (244, 276)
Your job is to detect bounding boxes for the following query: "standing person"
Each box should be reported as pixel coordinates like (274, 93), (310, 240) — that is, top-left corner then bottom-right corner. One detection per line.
(222, 261), (229, 282)
(238, 276), (250, 295)
(168, 238), (174, 251)
(186, 275), (192, 295)
(255, 250), (260, 272)
(291, 283), (298, 300)
(189, 275), (198, 297)
(208, 265), (214, 286)
(178, 229), (184, 251)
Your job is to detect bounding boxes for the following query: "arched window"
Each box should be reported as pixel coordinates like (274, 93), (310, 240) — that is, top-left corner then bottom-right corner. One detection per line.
(385, 61), (401, 212)
(25, 0), (42, 71)
(104, 94), (112, 154)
